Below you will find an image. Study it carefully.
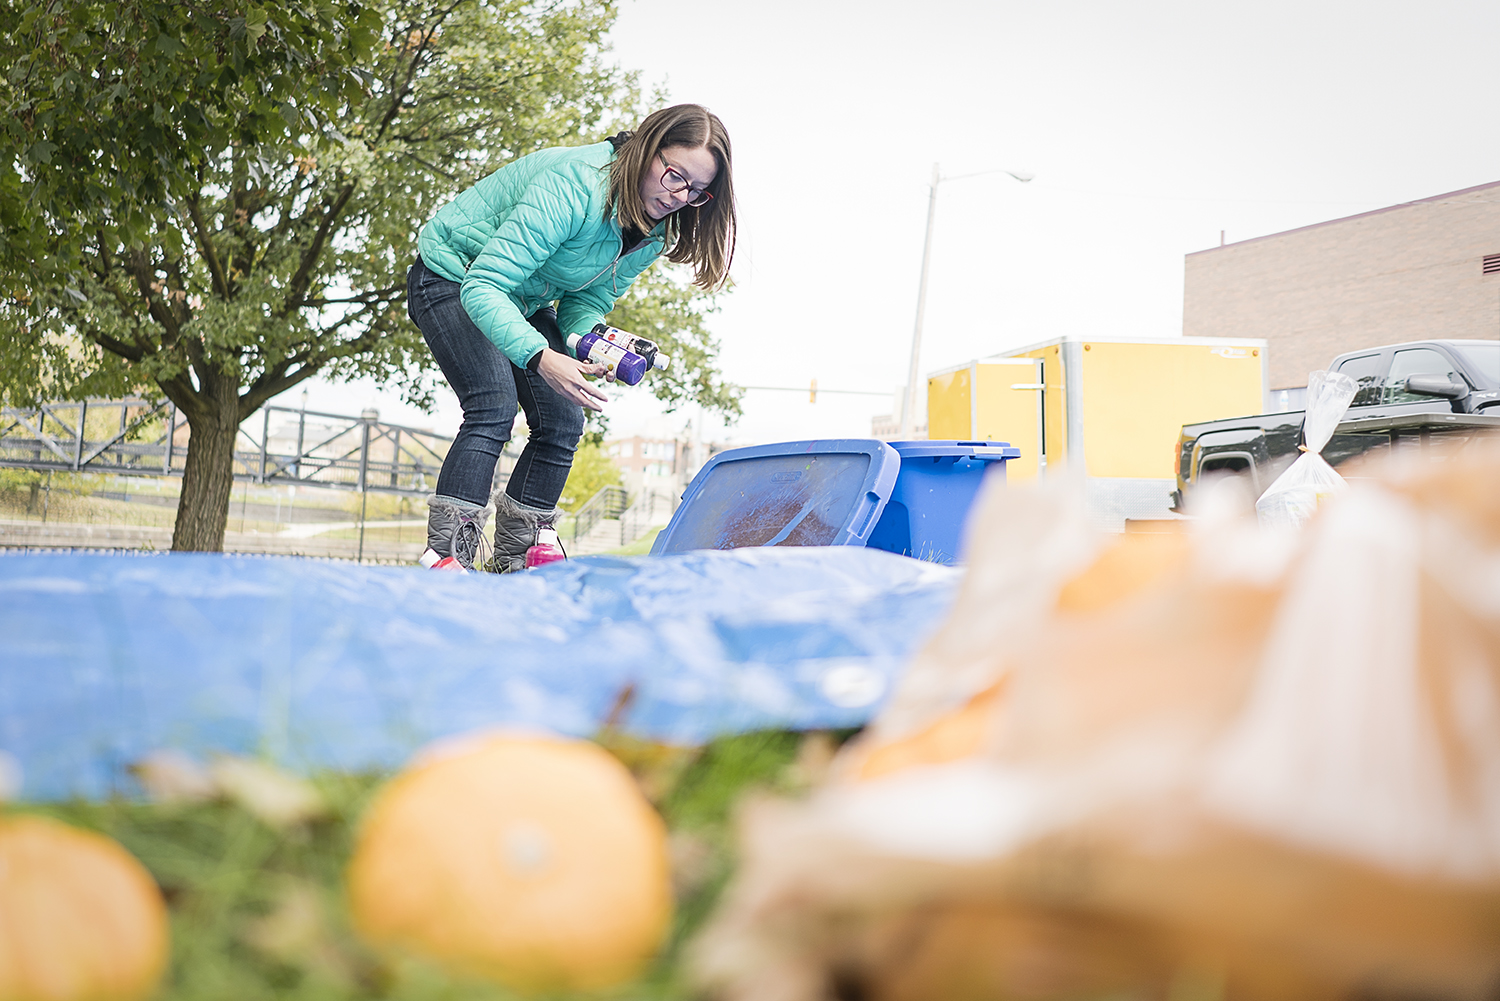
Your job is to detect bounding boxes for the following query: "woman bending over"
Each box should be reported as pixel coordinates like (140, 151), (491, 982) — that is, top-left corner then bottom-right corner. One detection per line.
(407, 103), (736, 570)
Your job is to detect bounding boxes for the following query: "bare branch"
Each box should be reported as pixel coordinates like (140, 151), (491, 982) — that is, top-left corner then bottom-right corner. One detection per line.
(121, 248), (184, 348)
(84, 328), (146, 364)
(186, 189), (230, 297)
(281, 182), (357, 315)
(240, 362), (318, 418)
(397, 150), (459, 182)
(371, 0), (467, 143)
(157, 372), (206, 421)
(294, 286), (404, 308)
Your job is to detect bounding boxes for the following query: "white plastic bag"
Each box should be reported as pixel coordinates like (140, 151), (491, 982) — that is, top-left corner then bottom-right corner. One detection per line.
(1255, 369), (1358, 529)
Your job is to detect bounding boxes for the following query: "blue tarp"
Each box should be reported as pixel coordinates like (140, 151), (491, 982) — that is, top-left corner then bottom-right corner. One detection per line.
(0, 548), (959, 800)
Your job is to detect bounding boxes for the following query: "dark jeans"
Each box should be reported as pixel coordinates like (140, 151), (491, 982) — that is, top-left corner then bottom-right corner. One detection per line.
(407, 257), (583, 509)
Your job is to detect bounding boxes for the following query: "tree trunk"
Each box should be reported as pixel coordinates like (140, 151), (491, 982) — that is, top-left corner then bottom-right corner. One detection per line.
(171, 371), (242, 552)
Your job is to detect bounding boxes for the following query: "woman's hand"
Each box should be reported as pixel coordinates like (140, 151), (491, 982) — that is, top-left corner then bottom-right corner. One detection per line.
(536, 348), (611, 411)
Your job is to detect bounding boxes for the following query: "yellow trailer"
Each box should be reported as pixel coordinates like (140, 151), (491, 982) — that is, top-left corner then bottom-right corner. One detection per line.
(928, 336), (1267, 525)
(926, 358), (1046, 481)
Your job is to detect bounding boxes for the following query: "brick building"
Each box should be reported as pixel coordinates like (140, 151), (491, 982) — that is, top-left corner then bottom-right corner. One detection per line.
(1183, 180), (1500, 391)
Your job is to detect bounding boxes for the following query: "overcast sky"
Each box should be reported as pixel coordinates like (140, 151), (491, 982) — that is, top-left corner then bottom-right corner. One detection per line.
(289, 0), (1500, 445)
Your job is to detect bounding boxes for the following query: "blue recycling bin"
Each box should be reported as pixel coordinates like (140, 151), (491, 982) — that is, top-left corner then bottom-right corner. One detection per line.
(652, 438), (1018, 564)
(651, 439), (902, 554)
(864, 440), (1019, 564)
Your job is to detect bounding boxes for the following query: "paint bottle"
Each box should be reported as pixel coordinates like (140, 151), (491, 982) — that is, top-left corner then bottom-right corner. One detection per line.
(566, 331), (648, 386)
(524, 526), (566, 569)
(590, 323), (672, 372)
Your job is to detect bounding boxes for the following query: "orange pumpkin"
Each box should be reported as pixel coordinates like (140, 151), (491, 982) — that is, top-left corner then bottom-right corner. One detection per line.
(346, 732), (672, 993)
(0, 815), (170, 1001)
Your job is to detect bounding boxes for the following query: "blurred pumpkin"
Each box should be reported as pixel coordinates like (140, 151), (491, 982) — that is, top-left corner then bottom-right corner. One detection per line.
(346, 732), (672, 994)
(0, 815), (169, 1001)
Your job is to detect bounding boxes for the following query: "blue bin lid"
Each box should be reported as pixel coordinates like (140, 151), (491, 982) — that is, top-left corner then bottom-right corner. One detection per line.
(652, 439), (902, 554)
(887, 439), (1021, 460)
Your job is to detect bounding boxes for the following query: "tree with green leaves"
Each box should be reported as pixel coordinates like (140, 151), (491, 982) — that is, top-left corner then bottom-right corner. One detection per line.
(0, 0), (740, 552)
(556, 439), (621, 514)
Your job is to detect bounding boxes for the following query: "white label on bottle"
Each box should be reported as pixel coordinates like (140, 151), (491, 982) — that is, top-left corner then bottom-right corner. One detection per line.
(587, 339), (626, 373)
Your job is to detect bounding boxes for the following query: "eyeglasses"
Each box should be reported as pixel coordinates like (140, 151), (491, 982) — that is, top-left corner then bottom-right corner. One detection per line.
(657, 152), (714, 207)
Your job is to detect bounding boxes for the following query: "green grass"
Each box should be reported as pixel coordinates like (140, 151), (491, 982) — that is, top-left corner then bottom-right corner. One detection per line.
(603, 528), (662, 557)
(21, 731), (822, 1001)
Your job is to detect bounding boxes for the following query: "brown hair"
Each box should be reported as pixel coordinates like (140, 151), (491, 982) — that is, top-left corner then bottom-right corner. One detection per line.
(606, 104), (736, 291)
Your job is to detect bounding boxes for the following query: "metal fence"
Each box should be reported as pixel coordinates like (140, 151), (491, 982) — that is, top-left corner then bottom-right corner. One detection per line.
(569, 485), (629, 542)
(0, 398), (467, 496)
(617, 490), (674, 547)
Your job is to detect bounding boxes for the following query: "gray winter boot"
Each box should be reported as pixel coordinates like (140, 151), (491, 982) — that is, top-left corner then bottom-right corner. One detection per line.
(487, 492), (562, 573)
(423, 494), (490, 571)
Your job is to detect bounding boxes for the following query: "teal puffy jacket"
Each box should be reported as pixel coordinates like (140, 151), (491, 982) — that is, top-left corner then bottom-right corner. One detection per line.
(417, 141), (666, 367)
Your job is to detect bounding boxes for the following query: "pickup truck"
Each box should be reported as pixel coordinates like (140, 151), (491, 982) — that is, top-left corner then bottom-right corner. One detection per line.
(1172, 339), (1500, 511)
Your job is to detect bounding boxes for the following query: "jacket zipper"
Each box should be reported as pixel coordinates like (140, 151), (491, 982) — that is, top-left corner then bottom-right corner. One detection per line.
(565, 229), (659, 294)
(569, 244), (619, 293)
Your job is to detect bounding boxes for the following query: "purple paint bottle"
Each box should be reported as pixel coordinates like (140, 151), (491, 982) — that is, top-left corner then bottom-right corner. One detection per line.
(566, 331), (648, 386)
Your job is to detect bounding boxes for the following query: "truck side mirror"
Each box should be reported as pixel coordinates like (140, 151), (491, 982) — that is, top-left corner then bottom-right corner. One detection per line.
(1404, 374), (1466, 399)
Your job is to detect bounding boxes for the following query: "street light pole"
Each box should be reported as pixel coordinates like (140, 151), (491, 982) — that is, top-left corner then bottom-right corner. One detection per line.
(900, 163), (941, 441)
(899, 164), (1034, 440)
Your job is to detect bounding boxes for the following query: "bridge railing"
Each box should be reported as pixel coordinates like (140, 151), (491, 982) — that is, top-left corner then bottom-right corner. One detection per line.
(0, 398), (485, 496)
